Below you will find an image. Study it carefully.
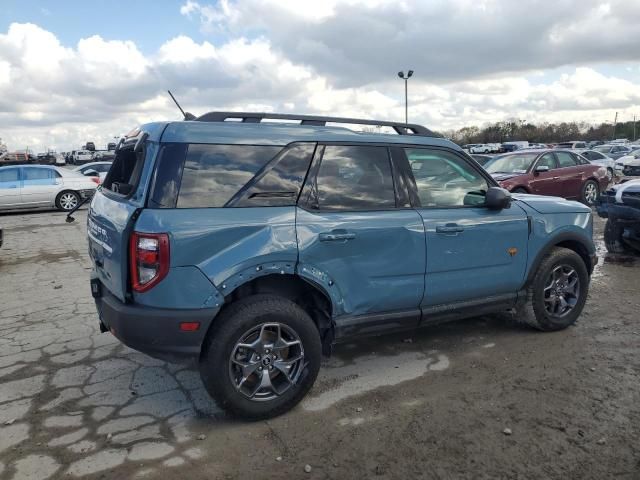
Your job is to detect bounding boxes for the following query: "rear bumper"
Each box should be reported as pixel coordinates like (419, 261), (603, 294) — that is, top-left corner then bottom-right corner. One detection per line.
(95, 287), (219, 363)
(78, 189), (95, 199)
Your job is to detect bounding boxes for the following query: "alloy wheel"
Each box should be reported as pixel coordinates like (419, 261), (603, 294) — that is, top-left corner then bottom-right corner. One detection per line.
(59, 193), (78, 210)
(228, 322), (305, 402)
(543, 265), (580, 318)
(584, 182), (598, 204)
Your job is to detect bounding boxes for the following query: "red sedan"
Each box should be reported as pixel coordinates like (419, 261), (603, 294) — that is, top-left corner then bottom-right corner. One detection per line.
(484, 149), (609, 205)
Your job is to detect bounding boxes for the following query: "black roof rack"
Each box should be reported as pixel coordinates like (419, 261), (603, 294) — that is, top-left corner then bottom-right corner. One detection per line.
(195, 112), (438, 137)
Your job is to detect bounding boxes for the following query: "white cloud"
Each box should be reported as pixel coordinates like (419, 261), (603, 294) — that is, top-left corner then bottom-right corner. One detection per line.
(1, 0), (640, 151)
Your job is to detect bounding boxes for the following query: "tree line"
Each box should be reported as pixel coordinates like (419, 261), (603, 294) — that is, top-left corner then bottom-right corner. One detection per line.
(439, 119), (640, 146)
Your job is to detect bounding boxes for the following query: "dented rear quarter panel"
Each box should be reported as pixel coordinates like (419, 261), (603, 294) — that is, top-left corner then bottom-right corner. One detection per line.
(132, 206), (298, 308)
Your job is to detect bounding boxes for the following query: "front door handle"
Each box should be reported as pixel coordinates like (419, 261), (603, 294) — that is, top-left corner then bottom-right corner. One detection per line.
(319, 230), (356, 242)
(435, 223), (464, 234)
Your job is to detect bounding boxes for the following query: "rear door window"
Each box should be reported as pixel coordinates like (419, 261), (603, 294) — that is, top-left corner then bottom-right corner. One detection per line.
(309, 145), (396, 211)
(555, 152), (577, 168)
(23, 168), (56, 185)
(177, 145), (281, 208)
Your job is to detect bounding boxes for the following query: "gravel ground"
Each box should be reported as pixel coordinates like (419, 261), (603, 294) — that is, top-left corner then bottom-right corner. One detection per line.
(0, 208), (638, 480)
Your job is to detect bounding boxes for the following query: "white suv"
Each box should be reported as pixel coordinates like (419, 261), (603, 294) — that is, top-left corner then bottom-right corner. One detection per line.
(73, 150), (93, 165)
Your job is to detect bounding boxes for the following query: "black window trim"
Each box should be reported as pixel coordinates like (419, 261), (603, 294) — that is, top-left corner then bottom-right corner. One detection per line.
(297, 142), (404, 213)
(224, 141), (317, 208)
(396, 145), (498, 210)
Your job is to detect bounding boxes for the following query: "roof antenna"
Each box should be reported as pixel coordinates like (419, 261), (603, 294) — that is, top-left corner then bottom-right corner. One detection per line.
(168, 90), (196, 120)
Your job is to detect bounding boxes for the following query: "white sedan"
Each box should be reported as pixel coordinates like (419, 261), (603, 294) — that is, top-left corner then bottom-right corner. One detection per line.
(0, 165), (98, 212)
(577, 149), (621, 182)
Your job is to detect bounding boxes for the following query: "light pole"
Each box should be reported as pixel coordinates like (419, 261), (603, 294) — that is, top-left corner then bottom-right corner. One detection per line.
(398, 70), (413, 125)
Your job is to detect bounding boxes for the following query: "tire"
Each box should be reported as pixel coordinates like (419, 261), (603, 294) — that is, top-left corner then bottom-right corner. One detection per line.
(512, 187), (528, 194)
(517, 247), (589, 332)
(55, 190), (80, 211)
(604, 218), (630, 254)
(581, 179), (599, 206)
(199, 294), (322, 420)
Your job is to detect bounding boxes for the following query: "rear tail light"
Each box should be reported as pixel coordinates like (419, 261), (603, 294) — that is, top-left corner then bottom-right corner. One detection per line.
(90, 177), (101, 184)
(129, 232), (170, 292)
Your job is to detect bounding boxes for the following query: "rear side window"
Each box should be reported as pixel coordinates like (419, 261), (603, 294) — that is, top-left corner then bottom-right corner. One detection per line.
(177, 145), (281, 208)
(234, 143), (315, 207)
(148, 144), (188, 208)
(555, 152), (577, 167)
(310, 145), (396, 211)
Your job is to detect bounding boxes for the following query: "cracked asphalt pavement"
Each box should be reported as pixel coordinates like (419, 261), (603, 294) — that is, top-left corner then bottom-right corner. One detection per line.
(0, 209), (638, 479)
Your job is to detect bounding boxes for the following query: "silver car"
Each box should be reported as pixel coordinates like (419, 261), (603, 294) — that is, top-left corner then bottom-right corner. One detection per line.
(73, 161), (113, 181)
(576, 149), (620, 182)
(0, 165), (98, 212)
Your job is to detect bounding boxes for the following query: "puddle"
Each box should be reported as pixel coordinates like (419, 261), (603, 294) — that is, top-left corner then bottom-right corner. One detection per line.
(303, 351), (449, 411)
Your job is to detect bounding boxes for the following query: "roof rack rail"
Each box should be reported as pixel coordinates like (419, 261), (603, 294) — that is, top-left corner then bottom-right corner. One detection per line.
(194, 112), (438, 137)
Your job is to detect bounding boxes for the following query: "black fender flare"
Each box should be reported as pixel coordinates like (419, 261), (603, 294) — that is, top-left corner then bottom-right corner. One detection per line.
(524, 231), (596, 287)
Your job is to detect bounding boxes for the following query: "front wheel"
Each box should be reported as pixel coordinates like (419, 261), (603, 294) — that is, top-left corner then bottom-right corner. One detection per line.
(517, 247), (589, 331)
(512, 187), (528, 194)
(581, 180), (599, 206)
(55, 191), (80, 211)
(200, 295), (322, 420)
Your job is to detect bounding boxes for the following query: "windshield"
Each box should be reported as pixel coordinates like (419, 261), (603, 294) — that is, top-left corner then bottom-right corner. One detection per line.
(484, 153), (538, 174)
(594, 146), (610, 153)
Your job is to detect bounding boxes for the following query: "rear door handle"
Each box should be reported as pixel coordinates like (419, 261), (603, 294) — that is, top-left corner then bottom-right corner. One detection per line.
(319, 230), (356, 242)
(435, 223), (464, 234)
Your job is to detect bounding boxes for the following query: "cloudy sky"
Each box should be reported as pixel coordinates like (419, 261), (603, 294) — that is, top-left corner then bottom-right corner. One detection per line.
(1, 0), (640, 151)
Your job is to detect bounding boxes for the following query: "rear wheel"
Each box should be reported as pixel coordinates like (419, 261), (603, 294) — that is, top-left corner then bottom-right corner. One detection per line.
(512, 187), (528, 194)
(200, 295), (322, 420)
(55, 191), (80, 211)
(517, 247), (589, 331)
(604, 218), (631, 254)
(581, 180), (599, 206)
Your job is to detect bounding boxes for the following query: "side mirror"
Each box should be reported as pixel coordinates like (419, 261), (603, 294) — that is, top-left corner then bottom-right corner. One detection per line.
(84, 169), (98, 176)
(534, 165), (550, 174)
(485, 187), (512, 210)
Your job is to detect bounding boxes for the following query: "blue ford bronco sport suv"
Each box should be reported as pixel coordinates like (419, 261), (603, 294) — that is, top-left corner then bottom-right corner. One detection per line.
(88, 112), (597, 419)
